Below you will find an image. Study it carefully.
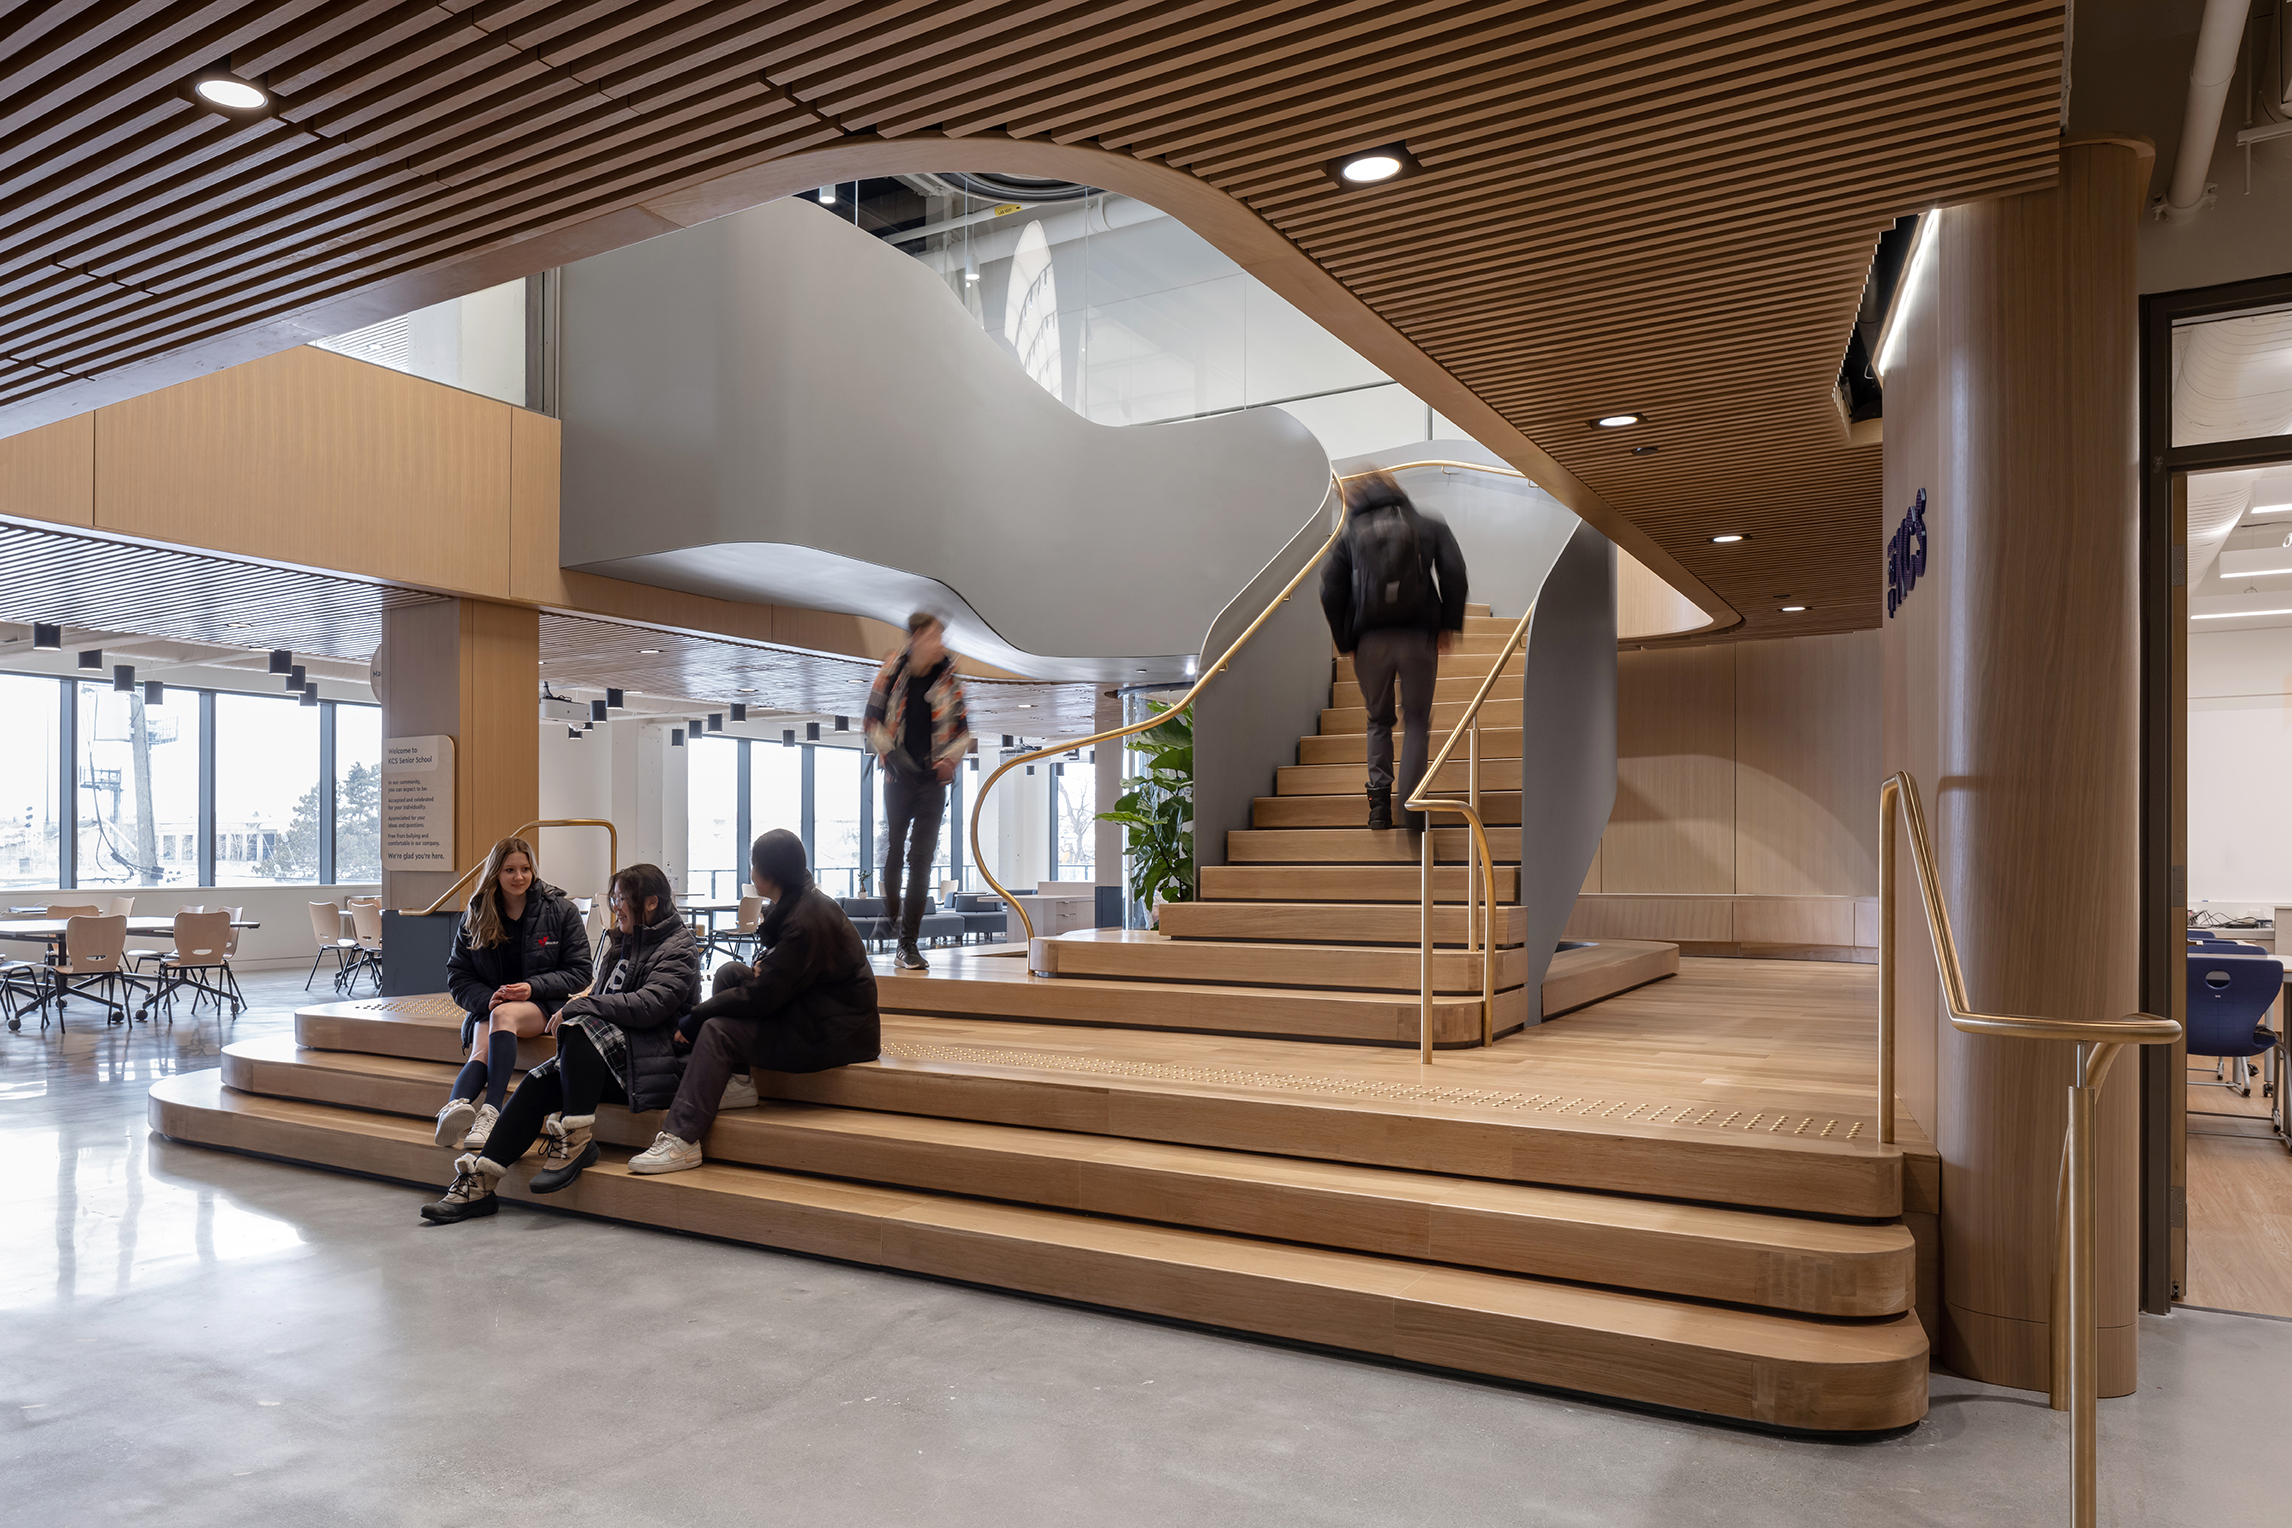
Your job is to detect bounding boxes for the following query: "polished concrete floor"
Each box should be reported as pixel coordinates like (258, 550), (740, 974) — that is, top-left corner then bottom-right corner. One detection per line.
(4, 967), (2286, 1526)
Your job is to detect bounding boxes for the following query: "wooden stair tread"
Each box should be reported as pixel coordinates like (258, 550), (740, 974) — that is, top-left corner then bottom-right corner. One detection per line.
(216, 1036), (1913, 1318)
(1157, 900), (1528, 947)
(1330, 675), (1517, 708)
(1255, 792), (1521, 829)
(289, 1000), (1902, 1215)
(1301, 730), (1522, 764)
(1279, 759), (1524, 796)
(1029, 929), (1531, 994)
(1322, 699), (1523, 734)
(150, 1071), (1928, 1429)
(1227, 827), (1523, 864)
(1334, 651), (1523, 681)
(1198, 865), (1520, 902)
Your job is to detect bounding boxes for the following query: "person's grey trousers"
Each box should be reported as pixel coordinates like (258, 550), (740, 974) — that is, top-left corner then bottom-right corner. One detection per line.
(1353, 625), (1439, 815)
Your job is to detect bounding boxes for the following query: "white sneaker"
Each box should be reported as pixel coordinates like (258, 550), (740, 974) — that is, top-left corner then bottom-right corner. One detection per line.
(433, 1097), (476, 1149)
(720, 1073), (759, 1110)
(462, 1102), (501, 1151)
(628, 1132), (702, 1175)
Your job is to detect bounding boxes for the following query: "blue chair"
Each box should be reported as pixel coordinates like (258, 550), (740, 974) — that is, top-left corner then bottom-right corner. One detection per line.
(2186, 953), (2282, 1102)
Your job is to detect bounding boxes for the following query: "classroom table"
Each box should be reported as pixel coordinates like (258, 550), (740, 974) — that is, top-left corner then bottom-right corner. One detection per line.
(0, 917), (261, 1028)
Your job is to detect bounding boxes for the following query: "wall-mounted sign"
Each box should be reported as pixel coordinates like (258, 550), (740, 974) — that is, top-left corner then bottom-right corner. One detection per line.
(382, 734), (456, 870)
(1886, 488), (1928, 618)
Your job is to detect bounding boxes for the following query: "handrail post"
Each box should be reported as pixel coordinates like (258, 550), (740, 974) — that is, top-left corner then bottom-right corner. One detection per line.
(1419, 821), (1435, 1064)
(1879, 780), (1897, 1145)
(2068, 1041), (2101, 1528)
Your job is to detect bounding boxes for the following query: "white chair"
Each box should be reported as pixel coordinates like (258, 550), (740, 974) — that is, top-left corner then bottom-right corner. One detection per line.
(345, 901), (384, 994)
(714, 895), (764, 962)
(305, 900), (357, 991)
(107, 896), (134, 918)
(33, 915), (135, 1032)
(152, 910), (238, 1023)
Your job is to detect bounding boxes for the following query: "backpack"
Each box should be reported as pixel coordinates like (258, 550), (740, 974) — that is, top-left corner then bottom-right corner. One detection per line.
(1351, 501), (1430, 630)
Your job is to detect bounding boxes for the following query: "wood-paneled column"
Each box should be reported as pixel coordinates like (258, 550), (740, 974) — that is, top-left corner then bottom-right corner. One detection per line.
(378, 597), (540, 909)
(1880, 142), (2143, 1393)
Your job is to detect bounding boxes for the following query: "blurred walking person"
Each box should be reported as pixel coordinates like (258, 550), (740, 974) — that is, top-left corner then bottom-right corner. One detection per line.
(862, 612), (972, 971)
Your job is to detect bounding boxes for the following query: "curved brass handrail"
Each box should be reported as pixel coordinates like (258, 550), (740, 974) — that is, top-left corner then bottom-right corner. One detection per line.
(416, 818), (621, 915)
(1405, 601), (1533, 1061)
(1877, 770), (2176, 1525)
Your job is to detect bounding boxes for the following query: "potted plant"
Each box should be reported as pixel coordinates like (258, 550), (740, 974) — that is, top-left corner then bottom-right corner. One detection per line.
(1096, 702), (1194, 927)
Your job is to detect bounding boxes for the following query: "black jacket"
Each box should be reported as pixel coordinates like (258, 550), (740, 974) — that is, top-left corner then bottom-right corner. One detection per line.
(684, 882), (879, 1072)
(560, 909), (704, 1113)
(1319, 503), (1469, 654)
(445, 880), (593, 1049)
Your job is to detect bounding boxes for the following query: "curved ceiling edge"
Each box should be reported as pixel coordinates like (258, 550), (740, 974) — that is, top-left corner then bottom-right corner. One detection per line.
(574, 542), (1194, 686)
(631, 137), (1739, 637)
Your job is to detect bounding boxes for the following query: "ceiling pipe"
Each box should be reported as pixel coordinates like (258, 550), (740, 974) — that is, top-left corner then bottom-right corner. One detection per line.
(2158, 0), (2249, 223)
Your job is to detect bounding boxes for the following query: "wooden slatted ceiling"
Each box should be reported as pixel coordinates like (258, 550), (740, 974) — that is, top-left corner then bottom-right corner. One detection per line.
(0, 2), (2068, 639)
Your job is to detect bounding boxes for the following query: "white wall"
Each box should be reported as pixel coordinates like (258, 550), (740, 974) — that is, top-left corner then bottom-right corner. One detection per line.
(536, 723), (614, 903)
(2189, 624), (2292, 907)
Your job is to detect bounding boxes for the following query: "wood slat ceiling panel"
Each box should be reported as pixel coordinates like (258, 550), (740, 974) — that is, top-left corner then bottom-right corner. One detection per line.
(0, 2), (2070, 639)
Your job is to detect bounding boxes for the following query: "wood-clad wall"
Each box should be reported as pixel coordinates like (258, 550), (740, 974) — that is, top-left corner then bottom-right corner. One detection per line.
(1570, 630), (1880, 955)
(1879, 144), (2144, 1395)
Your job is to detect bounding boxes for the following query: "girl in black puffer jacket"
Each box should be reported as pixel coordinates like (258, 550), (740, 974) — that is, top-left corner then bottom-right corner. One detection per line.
(423, 861), (702, 1222)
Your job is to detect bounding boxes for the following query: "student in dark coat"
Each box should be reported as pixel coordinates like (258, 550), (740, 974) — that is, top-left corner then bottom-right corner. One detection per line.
(625, 829), (880, 1175)
(422, 862), (701, 1223)
(432, 836), (593, 1153)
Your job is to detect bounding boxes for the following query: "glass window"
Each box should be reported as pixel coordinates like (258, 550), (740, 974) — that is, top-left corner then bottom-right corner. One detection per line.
(750, 738), (803, 873)
(812, 746), (863, 898)
(310, 279), (527, 406)
(334, 703), (382, 885)
(75, 681), (200, 888)
(2173, 306), (2292, 447)
(686, 737), (739, 896)
(1052, 759), (1095, 881)
(0, 676), (61, 889)
(214, 692), (320, 886)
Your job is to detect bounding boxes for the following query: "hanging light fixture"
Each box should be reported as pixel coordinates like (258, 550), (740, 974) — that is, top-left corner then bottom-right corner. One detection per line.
(301, 685), (320, 707)
(833, 715), (849, 732)
(670, 728), (685, 747)
(806, 722), (820, 741)
(590, 699), (608, 722)
(269, 649), (293, 674)
(782, 729), (796, 747)
(606, 688), (625, 709)
(78, 650), (102, 670)
(31, 624), (60, 651)
(730, 704), (747, 722)
(144, 680), (165, 705)
(286, 665), (305, 691)
(707, 713), (724, 732)
(113, 664), (135, 692)
(568, 726), (583, 740)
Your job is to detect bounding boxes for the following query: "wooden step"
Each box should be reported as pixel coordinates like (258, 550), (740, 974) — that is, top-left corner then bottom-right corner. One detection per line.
(1334, 651), (1523, 683)
(1330, 674), (1516, 709)
(148, 1071), (1927, 1431)
(1255, 792), (1521, 829)
(1463, 613), (1517, 633)
(214, 1037), (1914, 1319)
(1464, 602), (1491, 617)
(1301, 729), (1522, 764)
(1199, 863), (1521, 903)
(1031, 929), (1529, 995)
(1322, 698), (1522, 735)
(289, 999), (1898, 1215)
(1158, 900), (1527, 948)
(1279, 758), (1524, 796)
(1227, 827), (1523, 864)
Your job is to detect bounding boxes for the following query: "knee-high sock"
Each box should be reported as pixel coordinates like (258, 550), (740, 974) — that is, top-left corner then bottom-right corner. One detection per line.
(484, 1028), (518, 1110)
(449, 1051), (488, 1103)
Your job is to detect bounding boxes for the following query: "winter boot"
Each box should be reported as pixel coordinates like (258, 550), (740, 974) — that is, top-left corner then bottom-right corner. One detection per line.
(421, 1153), (503, 1223)
(529, 1113), (598, 1194)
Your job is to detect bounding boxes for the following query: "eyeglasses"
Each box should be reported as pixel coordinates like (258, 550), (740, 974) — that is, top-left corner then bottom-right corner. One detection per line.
(607, 894), (631, 907)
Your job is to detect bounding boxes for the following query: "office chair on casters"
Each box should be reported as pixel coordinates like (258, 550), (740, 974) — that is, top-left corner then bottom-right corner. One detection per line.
(2185, 953), (2285, 1144)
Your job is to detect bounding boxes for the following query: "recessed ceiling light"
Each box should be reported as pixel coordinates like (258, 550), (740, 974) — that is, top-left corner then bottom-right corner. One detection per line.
(1591, 413), (1644, 429)
(1339, 154), (1403, 183)
(1780, 605), (1807, 613)
(1630, 445), (1660, 456)
(1711, 534), (1747, 544)
(192, 74), (269, 112)
(816, 185), (836, 205)
(1017, 703), (1032, 708)
(224, 621), (249, 628)
(639, 648), (661, 654)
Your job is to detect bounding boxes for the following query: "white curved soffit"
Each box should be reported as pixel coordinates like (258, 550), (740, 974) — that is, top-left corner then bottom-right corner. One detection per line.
(559, 196), (1333, 682)
(2174, 312), (2292, 585)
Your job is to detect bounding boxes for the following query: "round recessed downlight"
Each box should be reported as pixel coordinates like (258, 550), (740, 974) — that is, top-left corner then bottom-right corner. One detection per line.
(194, 77), (267, 110)
(639, 647), (661, 654)
(1339, 153), (1404, 183)
(1711, 533), (1747, 544)
(1780, 604), (1807, 612)
(1592, 413), (1643, 429)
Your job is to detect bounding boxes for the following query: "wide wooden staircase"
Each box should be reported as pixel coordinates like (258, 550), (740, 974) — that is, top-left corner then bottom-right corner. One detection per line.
(1030, 607), (1674, 1043)
(154, 993), (1928, 1432)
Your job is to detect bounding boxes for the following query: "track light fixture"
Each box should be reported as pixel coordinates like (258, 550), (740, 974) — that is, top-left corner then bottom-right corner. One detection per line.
(301, 685), (320, 707)
(113, 665), (135, 692)
(782, 729), (796, 747)
(806, 722), (820, 741)
(269, 649), (293, 674)
(31, 624), (60, 650)
(78, 650), (102, 670)
(606, 688), (625, 709)
(833, 715), (849, 732)
(730, 704), (747, 722)
(145, 681), (165, 705)
(591, 699), (608, 722)
(707, 713), (723, 732)
(287, 665), (305, 690)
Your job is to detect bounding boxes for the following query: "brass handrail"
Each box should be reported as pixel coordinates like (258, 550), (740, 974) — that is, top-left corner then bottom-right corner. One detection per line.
(416, 818), (621, 915)
(1877, 771), (2176, 1527)
(1405, 599), (1533, 1062)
